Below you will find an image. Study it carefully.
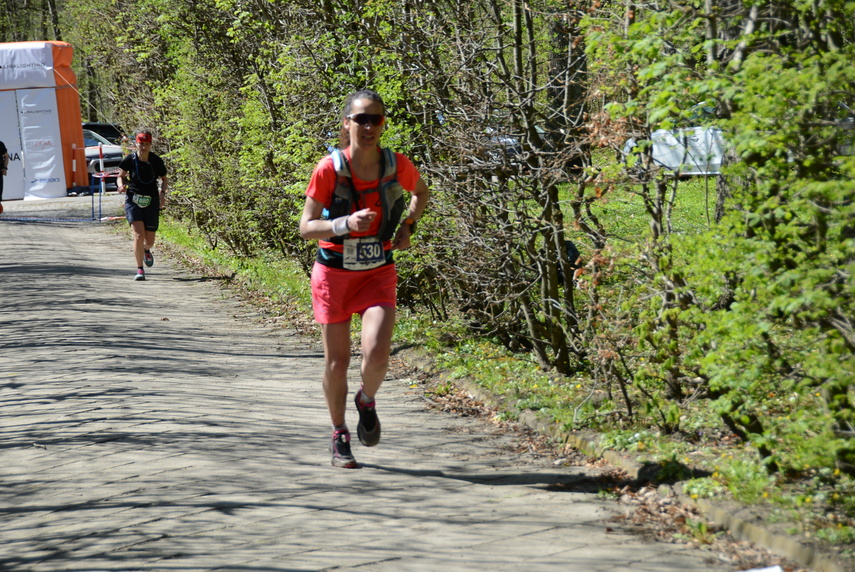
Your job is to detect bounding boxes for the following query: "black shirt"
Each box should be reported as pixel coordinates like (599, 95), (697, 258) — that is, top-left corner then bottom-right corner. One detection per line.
(118, 152), (166, 196)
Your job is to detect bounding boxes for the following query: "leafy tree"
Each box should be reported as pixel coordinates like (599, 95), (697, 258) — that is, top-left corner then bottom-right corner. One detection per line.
(1, 0), (61, 42)
(584, 0), (855, 472)
(53, 0), (855, 476)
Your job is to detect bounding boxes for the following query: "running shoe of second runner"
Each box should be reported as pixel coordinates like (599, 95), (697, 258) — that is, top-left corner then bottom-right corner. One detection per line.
(144, 249), (154, 267)
(134, 268), (146, 281)
(355, 388), (381, 447)
(330, 429), (358, 469)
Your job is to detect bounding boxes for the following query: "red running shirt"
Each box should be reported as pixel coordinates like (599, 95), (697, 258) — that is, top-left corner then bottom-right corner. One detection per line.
(306, 147), (421, 253)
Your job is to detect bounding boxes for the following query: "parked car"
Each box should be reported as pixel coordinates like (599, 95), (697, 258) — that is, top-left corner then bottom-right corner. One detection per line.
(82, 122), (125, 144)
(483, 125), (550, 165)
(83, 129), (125, 191)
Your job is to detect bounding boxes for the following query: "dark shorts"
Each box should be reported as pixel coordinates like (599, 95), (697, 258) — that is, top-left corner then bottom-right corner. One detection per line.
(125, 199), (159, 232)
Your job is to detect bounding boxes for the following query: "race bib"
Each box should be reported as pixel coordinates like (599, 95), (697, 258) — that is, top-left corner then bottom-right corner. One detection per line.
(132, 193), (152, 208)
(343, 237), (386, 271)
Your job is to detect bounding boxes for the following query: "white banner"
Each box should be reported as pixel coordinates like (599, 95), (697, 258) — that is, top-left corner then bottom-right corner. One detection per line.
(0, 41), (55, 90)
(0, 90), (25, 200)
(18, 87), (65, 199)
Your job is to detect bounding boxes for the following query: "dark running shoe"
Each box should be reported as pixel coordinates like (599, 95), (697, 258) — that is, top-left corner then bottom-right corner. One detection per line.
(355, 389), (381, 447)
(330, 429), (358, 469)
(134, 268), (146, 281)
(144, 250), (154, 267)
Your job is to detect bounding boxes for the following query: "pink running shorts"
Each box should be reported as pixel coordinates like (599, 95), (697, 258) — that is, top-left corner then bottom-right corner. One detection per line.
(310, 262), (398, 324)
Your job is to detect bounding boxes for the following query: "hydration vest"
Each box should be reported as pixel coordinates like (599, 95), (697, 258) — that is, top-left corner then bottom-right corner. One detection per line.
(324, 148), (406, 244)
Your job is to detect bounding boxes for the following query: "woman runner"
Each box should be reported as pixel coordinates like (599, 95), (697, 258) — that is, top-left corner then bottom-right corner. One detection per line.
(117, 130), (168, 281)
(299, 89), (430, 468)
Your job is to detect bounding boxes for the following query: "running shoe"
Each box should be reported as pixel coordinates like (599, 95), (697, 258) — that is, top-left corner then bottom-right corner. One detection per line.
(355, 388), (381, 447)
(134, 268), (146, 281)
(330, 429), (358, 468)
(144, 250), (154, 267)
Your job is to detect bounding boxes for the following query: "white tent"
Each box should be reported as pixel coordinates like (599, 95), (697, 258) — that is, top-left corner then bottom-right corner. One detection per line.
(0, 41), (87, 201)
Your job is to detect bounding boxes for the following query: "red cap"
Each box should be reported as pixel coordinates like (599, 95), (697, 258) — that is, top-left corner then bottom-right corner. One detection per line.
(135, 132), (152, 143)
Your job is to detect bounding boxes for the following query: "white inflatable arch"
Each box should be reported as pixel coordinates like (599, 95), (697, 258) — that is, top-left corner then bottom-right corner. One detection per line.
(1, 41), (88, 200)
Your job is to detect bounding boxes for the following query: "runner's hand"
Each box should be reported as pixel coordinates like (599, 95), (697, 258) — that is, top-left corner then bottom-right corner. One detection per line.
(392, 223), (412, 251)
(348, 208), (376, 233)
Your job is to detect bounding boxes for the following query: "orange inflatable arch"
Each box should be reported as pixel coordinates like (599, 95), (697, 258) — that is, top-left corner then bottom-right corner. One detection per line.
(50, 41), (88, 190)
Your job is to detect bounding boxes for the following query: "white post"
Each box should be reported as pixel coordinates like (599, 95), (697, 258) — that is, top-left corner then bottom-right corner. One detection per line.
(99, 144), (106, 195)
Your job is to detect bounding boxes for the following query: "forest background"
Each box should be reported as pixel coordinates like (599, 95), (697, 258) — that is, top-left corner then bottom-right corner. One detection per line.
(3, 0), (854, 563)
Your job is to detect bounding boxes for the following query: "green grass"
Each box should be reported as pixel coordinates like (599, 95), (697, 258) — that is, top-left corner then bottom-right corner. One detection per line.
(558, 156), (719, 244)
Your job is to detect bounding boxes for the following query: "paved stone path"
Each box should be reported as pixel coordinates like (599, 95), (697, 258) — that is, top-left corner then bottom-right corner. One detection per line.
(0, 196), (734, 571)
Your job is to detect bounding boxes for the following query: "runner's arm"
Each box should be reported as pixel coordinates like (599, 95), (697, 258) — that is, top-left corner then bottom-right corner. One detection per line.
(392, 177), (430, 251)
(299, 196), (376, 240)
(116, 169), (128, 192)
(159, 176), (169, 207)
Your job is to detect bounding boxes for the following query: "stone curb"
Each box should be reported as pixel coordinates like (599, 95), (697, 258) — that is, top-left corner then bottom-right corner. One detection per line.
(440, 376), (847, 572)
(672, 489), (846, 572)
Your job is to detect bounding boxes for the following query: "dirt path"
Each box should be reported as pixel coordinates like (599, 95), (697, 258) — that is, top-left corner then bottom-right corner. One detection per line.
(0, 196), (783, 571)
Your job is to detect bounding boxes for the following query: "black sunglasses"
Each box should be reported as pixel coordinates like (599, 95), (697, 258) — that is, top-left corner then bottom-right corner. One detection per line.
(346, 113), (385, 127)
